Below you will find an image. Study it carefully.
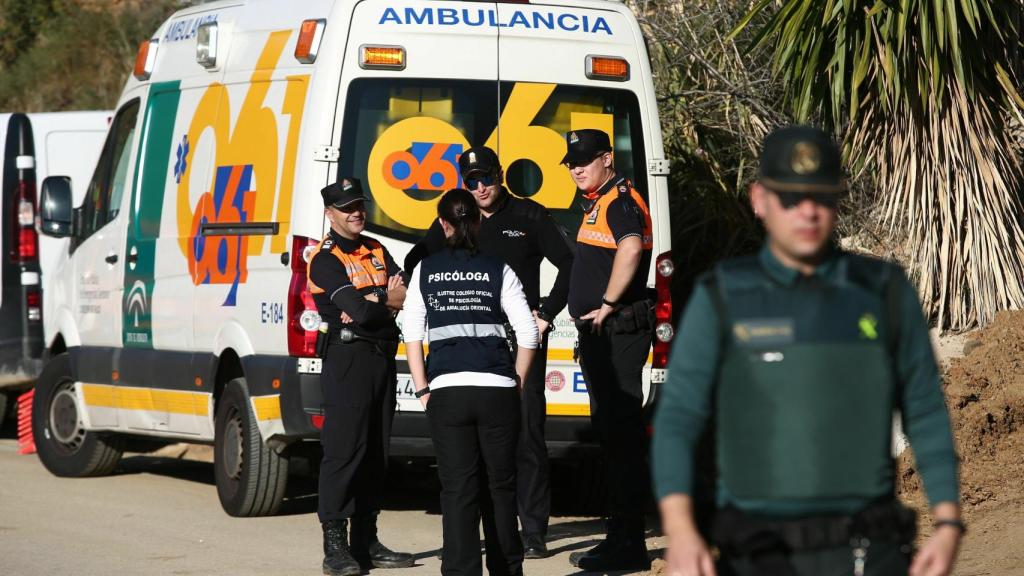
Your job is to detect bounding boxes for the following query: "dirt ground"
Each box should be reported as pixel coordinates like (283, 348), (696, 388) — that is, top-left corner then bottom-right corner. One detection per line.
(897, 312), (1024, 575)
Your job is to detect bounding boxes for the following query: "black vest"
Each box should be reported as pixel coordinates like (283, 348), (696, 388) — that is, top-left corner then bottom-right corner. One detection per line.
(419, 249), (515, 381)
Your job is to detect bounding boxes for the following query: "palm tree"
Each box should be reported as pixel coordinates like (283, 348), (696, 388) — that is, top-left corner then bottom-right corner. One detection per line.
(734, 0), (1024, 330)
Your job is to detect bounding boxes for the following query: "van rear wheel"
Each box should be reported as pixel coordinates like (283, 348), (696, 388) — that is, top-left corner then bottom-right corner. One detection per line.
(214, 378), (288, 517)
(32, 353), (122, 477)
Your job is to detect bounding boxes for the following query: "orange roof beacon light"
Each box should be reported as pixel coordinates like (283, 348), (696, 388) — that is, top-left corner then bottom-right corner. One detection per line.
(196, 21), (219, 69)
(359, 45), (406, 70)
(295, 19), (326, 64)
(585, 55), (629, 82)
(133, 39), (158, 81)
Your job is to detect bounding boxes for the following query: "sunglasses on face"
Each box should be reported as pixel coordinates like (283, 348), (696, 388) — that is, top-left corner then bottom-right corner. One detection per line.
(464, 173), (497, 190)
(334, 201), (365, 214)
(774, 191), (839, 210)
(565, 154), (605, 170)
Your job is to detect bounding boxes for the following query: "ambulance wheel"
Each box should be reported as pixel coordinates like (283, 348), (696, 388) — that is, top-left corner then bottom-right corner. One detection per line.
(214, 378), (289, 517)
(32, 353), (123, 477)
(0, 391), (8, 431)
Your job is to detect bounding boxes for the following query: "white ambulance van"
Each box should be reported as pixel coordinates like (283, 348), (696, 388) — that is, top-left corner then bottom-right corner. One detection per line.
(0, 111), (109, 424)
(33, 0), (674, 516)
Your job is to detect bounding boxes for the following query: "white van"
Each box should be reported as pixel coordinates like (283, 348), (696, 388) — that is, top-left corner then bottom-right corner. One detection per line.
(0, 111), (109, 423)
(33, 0), (674, 517)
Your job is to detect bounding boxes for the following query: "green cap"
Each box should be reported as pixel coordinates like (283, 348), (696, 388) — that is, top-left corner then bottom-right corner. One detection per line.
(758, 125), (846, 193)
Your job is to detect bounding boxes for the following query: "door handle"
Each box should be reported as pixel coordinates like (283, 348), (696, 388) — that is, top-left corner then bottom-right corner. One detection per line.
(105, 253), (119, 264)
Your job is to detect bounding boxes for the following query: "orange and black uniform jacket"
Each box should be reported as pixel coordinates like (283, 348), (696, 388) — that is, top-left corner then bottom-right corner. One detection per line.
(307, 230), (405, 341)
(567, 174), (653, 318)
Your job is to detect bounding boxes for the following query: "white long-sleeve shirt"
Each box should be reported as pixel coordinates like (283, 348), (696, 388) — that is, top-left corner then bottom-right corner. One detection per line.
(403, 262), (538, 390)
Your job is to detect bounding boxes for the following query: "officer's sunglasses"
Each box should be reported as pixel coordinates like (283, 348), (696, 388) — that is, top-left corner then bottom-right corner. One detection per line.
(773, 190), (839, 210)
(565, 152), (608, 170)
(464, 173), (497, 190)
(333, 201), (365, 214)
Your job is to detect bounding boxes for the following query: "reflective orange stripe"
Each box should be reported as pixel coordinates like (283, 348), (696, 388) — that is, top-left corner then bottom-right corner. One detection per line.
(307, 236), (389, 293)
(576, 185), (653, 249)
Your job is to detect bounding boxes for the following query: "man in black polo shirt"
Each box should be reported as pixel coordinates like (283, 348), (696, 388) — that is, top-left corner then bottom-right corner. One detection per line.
(405, 146), (573, 558)
(564, 129), (654, 572)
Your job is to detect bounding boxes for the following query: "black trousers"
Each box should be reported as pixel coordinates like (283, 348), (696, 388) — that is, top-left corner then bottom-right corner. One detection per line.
(317, 339), (397, 523)
(516, 331), (550, 537)
(428, 386), (523, 576)
(577, 327), (652, 530)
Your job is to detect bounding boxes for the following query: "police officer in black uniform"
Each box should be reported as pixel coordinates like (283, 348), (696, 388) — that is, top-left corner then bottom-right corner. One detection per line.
(307, 178), (415, 576)
(653, 126), (962, 576)
(404, 188), (540, 576)
(405, 146), (573, 558)
(563, 129), (654, 572)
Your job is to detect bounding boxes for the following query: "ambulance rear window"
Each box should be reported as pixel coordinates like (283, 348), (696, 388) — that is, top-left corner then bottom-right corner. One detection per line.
(338, 79), (646, 242)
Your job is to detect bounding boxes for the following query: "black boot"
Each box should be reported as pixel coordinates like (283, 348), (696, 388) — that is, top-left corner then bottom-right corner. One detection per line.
(522, 533), (549, 559)
(568, 517), (649, 571)
(322, 520), (361, 576)
(350, 513), (415, 569)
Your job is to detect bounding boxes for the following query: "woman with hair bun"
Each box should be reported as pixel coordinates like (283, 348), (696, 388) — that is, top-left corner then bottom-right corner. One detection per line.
(404, 188), (538, 576)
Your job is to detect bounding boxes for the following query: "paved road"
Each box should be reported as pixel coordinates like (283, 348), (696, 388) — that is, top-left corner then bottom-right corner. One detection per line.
(0, 435), (663, 575)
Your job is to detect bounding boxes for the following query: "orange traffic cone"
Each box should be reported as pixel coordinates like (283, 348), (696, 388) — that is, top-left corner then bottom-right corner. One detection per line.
(17, 389), (35, 455)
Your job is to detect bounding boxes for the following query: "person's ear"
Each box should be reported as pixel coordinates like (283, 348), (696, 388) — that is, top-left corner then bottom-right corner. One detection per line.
(603, 152), (613, 168)
(750, 182), (767, 218)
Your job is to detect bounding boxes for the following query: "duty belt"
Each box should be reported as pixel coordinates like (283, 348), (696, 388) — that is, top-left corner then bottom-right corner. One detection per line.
(712, 498), (917, 554)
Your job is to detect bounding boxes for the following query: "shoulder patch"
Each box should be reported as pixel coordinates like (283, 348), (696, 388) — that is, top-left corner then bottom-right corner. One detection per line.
(617, 183), (630, 195)
(321, 237), (334, 250)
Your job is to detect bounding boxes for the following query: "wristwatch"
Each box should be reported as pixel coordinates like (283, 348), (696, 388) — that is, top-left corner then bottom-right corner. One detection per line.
(414, 386), (430, 398)
(601, 296), (618, 307)
(933, 519), (967, 534)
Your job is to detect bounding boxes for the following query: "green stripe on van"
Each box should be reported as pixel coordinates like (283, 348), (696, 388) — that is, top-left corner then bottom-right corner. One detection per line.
(123, 81), (181, 349)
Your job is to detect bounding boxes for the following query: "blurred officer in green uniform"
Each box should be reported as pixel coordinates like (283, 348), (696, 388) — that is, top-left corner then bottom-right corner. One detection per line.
(653, 126), (962, 576)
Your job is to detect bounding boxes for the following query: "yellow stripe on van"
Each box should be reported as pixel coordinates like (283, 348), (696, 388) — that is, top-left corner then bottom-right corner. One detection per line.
(251, 395), (282, 421)
(547, 403), (591, 416)
(81, 384), (210, 416)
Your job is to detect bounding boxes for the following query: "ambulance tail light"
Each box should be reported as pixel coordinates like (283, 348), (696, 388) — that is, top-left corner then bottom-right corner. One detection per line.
(586, 55), (629, 82)
(26, 290), (42, 323)
(288, 235), (321, 357)
(359, 45), (405, 70)
(310, 414), (325, 430)
(133, 39), (158, 80)
(12, 176), (39, 264)
(295, 19), (326, 64)
(652, 251), (674, 369)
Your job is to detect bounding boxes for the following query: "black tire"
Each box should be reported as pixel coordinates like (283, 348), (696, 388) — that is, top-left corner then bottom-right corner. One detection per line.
(32, 353), (122, 477)
(0, 391), (8, 432)
(214, 378), (289, 517)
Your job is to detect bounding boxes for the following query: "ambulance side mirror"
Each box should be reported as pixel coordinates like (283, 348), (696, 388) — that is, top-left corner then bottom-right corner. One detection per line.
(40, 176), (73, 238)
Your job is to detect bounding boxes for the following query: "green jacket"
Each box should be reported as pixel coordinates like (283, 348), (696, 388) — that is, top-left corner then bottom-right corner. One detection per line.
(652, 246), (958, 516)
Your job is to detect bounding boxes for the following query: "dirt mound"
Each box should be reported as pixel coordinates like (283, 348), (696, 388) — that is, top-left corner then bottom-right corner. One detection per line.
(898, 310), (1024, 517)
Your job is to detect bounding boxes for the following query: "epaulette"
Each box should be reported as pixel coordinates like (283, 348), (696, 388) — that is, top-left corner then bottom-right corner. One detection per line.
(320, 236), (334, 251)
(714, 254), (768, 293)
(843, 251), (896, 294)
